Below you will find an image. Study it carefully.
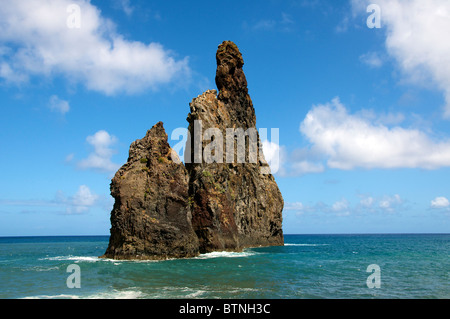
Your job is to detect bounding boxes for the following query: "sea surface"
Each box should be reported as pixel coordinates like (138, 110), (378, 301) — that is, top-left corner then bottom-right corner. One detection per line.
(0, 234), (448, 299)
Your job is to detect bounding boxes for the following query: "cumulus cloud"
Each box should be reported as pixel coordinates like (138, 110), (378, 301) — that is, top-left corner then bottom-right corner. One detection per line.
(78, 130), (120, 172)
(352, 0), (450, 118)
(0, 0), (190, 95)
(300, 97), (450, 170)
(357, 194), (404, 213)
(430, 196), (450, 209)
(68, 185), (99, 214)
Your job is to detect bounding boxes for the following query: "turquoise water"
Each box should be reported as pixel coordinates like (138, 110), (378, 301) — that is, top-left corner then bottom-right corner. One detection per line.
(0, 234), (448, 299)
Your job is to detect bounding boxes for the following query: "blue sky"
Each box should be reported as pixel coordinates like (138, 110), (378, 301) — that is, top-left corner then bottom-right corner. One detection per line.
(1, 0), (449, 236)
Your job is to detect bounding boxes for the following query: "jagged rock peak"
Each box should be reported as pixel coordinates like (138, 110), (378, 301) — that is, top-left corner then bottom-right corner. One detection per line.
(187, 41), (284, 254)
(215, 40), (249, 103)
(128, 121), (169, 161)
(102, 121), (199, 260)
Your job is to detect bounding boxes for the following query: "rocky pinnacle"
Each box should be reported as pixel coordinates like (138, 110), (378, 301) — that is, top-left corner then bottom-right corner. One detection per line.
(102, 41), (283, 260)
(186, 41), (284, 253)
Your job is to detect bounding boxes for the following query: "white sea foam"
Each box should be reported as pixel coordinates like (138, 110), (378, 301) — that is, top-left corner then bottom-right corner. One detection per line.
(137, 286), (203, 299)
(284, 243), (329, 246)
(23, 294), (81, 299)
(194, 250), (257, 259)
(39, 255), (165, 264)
(31, 266), (60, 272)
(23, 289), (146, 299)
(86, 289), (145, 299)
(185, 289), (207, 298)
(39, 256), (102, 262)
(151, 286), (259, 299)
(39, 250), (260, 263)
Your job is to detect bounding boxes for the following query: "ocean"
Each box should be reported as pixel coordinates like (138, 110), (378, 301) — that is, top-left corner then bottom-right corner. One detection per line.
(0, 234), (448, 299)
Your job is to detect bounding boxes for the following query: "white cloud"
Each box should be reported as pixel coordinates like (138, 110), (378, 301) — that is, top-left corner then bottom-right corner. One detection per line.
(48, 95), (70, 115)
(331, 199), (351, 216)
(0, 0), (189, 95)
(261, 140), (281, 165)
(284, 202), (305, 211)
(284, 199), (352, 217)
(69, 185), (99, 214)
(285, 193), (405, 218)
(431, 196), (450, 209)
(352, 0), (450, 118)
(72, 185), (98, 207)
(78, 130), (120, 172)
(0, 61), (27, 84)
(0, 185), (100, 215)
(300, 97), (450, 170)
(378, 194), (403, 212)
(332, 199), (350, 212)
(359, 196), (374, 208)
(291, 160), (325, 175)
(261, 139), (286, 175)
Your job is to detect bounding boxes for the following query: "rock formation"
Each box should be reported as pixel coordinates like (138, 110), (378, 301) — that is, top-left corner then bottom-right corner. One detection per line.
(102, 122), (199, 260)
(185, 41), (284, 253)
(102, 41), (283, 260)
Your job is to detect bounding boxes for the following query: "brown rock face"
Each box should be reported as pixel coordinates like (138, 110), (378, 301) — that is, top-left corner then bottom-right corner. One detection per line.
(186, 41), (284, 253)
(102, 122), (199, 260)
(102, 41), (283, 260)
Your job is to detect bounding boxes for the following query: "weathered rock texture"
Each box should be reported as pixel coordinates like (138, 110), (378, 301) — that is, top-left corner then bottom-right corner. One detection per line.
(102, 41), (283, 260)
(102, 122), (199, 260)
(185, 41), (284, 253)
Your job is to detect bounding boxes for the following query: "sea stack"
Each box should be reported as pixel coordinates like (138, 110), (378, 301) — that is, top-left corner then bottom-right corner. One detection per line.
(102, 41), (283, 260)
(185, 41), (284, 253)
(102, 122), (199, 260)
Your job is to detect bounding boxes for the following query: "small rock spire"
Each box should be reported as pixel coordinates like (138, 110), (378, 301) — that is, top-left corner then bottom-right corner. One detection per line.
(215, 41), (248, 102)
